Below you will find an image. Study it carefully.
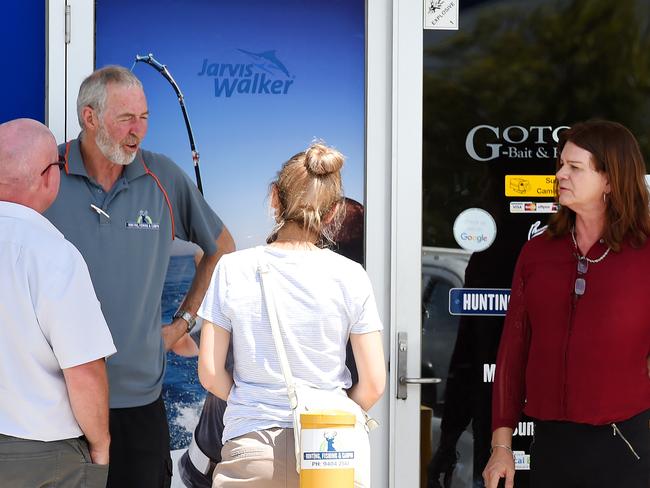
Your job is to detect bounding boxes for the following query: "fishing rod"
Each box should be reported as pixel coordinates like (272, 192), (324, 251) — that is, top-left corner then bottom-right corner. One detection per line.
(132, 53), (204, 194)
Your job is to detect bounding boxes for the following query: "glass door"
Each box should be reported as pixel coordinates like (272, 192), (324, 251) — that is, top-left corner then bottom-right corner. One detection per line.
(395, 1), (650, 487)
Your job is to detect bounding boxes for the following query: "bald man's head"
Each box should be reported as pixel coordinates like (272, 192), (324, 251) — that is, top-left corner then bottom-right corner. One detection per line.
(0, 118), (59, 212)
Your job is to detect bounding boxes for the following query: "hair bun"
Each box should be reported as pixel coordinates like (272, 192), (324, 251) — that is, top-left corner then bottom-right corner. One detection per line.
(304, 142), (344, 176)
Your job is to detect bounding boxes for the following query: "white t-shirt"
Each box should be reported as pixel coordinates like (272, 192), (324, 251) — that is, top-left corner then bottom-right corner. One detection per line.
(0, 202), (116, 441)
(198, 245), (383, 442)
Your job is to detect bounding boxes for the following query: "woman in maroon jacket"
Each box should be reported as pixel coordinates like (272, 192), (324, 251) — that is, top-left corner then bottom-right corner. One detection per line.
(483, 120), (650, 488)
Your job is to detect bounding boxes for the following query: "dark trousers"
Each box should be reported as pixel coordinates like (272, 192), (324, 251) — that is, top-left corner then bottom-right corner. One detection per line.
(531, 409), (650, 488)
(107, 395), (172, 488)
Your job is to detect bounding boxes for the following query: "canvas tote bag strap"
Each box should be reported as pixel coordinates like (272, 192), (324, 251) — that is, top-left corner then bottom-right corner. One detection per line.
(257, 247), (299, 410)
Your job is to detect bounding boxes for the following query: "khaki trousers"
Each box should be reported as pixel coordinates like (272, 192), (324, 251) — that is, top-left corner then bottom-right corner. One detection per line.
(213, 428), (299, 488)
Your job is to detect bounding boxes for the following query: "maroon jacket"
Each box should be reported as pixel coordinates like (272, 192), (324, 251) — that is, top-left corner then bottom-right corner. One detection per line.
(492, 232), (650, 430)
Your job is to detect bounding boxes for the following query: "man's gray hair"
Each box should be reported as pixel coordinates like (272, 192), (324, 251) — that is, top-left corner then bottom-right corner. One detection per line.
(77, 66), (143, 128)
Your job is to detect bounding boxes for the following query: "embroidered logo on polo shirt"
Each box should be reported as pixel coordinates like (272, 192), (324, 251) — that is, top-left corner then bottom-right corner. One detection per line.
(126, 210), (160, 230)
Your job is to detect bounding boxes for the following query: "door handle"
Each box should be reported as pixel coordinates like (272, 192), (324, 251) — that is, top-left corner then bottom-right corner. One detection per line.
(399, 377), (442, 385)
(396, 331), (442, 399)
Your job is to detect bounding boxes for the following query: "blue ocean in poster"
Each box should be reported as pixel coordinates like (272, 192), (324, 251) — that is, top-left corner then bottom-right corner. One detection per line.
(161, 255), (203, 450)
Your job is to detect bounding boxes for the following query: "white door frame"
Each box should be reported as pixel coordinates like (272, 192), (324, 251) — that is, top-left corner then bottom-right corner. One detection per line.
(46, 0), (92, 143)
(366, 0), (425, 485)
(45, 0), (65, 140)
(388, 0), (424, 486)
(365, 0), (392, 486)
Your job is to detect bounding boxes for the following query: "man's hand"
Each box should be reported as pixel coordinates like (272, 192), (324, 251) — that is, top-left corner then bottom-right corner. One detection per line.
(171, 331), (200, 357)
(161, 317), (187, 351)
(163, 226), (235, 351)
(89, 438), (110, 465)
(482, 446), (515, 488)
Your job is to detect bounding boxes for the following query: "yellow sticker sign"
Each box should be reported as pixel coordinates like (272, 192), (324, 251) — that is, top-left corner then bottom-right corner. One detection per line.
(505, 175), (556, 197)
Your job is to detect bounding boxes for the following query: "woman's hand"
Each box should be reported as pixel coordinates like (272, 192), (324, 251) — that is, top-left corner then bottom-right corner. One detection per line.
(483, 447), (515, 488)
(482, 427), (515, 488)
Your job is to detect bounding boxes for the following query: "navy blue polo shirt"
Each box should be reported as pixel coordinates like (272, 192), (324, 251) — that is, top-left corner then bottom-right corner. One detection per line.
(45, 137), (223, 408)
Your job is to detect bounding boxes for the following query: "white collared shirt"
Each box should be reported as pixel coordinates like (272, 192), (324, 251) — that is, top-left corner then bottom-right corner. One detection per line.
(0, 201), (116, 441)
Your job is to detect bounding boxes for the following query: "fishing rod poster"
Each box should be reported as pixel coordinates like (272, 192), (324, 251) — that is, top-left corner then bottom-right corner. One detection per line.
(95, 0), (366, 251)
(95, 0), (366, 451)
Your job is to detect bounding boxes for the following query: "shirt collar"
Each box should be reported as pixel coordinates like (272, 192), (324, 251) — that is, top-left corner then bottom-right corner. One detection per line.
(124, 151), (148, 181)
(64, 137), (89, 177)
(66, 135), (148, 182)
(0, 201), (64, 238)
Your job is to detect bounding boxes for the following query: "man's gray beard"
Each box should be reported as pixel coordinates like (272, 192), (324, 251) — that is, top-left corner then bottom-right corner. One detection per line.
(95, 124), (136, 166)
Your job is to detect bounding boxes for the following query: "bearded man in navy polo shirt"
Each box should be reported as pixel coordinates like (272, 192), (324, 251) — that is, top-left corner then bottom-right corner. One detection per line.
(45, 65), (235, 488)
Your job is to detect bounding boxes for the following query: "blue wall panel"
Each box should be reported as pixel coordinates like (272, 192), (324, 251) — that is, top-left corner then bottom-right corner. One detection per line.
(1, 1), (46, 123)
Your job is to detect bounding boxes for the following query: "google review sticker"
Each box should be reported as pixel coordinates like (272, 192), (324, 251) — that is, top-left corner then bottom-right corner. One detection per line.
(453, 208), (496, 252)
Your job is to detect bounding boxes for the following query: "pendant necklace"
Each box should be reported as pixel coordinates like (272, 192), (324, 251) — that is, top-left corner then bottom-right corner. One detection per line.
(570, 227), (611, 263)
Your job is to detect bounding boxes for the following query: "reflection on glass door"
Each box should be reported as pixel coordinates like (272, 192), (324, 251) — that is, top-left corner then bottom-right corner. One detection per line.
(420, 248), (471, 487)
(420, 1), (650, 486)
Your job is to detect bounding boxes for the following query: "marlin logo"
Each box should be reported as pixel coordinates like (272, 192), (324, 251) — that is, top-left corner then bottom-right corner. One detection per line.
(197, 49), (295, 98)
(237, 49), (291, 78)
(126, 210), (159, 230)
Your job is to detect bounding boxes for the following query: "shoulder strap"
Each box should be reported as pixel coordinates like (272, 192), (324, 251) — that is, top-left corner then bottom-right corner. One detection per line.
(257, 247), (299, 409)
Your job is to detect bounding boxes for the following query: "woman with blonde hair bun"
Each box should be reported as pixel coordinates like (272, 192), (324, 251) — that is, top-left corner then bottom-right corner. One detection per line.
(269, 142), (345, 246)
(197, 142), (386, 487)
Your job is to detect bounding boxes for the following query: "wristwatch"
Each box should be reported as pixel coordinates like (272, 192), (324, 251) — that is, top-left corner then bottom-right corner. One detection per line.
(173, 309), (197, 333)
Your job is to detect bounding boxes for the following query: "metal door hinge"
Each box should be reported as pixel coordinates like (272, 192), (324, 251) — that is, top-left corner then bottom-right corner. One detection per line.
(65, 4), (71, 44)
